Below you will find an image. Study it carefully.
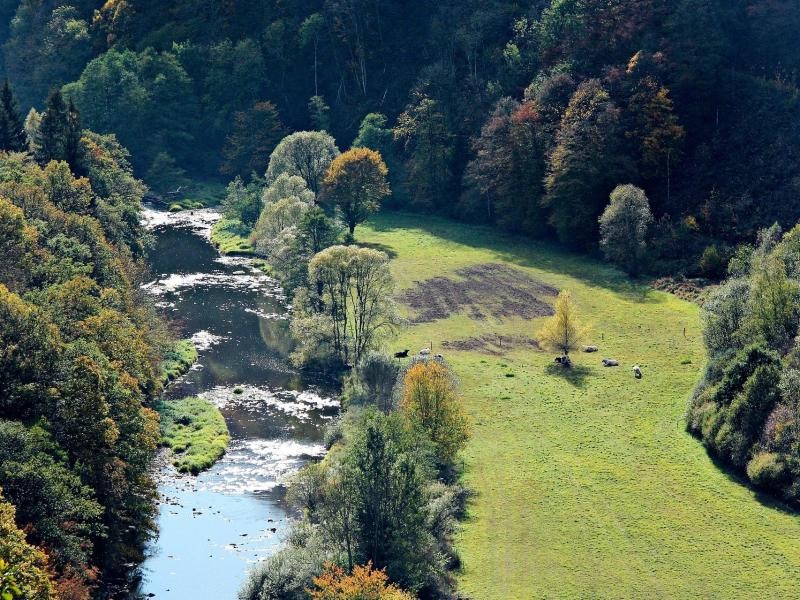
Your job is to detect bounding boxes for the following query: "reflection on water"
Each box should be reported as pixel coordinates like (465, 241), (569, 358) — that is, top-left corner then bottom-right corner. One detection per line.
(136, 207), (337, 598)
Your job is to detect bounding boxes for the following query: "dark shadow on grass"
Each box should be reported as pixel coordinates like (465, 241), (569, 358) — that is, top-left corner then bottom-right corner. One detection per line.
(357, 240), (398, 258)
(545, 362), (594, 388)
(698, 441), (800, 517)
(365, 211), (661, 302)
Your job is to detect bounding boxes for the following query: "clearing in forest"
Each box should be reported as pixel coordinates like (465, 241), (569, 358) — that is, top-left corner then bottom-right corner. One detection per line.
(357, 212), (800, 599)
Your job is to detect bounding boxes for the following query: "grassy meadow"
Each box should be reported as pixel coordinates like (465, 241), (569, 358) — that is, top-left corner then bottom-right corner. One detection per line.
(356, 212), (800, 599)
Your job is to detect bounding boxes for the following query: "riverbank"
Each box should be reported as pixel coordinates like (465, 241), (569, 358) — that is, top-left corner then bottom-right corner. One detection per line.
(156, 397), (230, 474)
(355, 212), (800, 599)
(159, 339), (199, 387)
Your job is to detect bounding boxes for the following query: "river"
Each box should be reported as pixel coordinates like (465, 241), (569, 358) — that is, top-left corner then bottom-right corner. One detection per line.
(135, 206), (338, 598)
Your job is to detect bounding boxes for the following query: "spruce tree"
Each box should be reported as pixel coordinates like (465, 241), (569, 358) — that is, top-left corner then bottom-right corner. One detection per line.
(65, 97), (82, 170)
(0, 80), (26, 151)
(35, 89), (68, 164)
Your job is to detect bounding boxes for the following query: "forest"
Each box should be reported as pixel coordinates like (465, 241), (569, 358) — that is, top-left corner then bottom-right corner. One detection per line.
(1, 1), (800, 599)
(0, 0), (797, 271)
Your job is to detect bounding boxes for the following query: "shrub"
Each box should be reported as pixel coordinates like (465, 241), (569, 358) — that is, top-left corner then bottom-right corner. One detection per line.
(746, 452), (788, 489)
(238, 523), (331, 600)
(698, 244), (726, 279)
(344, 353), (399, 412)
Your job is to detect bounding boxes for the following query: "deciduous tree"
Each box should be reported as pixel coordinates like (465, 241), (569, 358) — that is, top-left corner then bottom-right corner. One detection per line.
(309, 561), (415, 600)
(266, 131), (340, 195)
(221, 101), (285, 177)
(538, 290), (587, 357)
(321, 148), (389, 235)
(598, 184), (653, 275)
(400, 361), (470, 465)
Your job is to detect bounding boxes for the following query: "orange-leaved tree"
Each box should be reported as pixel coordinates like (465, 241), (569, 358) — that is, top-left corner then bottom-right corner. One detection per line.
(321, 148), (389, 235)
(400, 361), (470, 465)
(308, 561), (414, 600)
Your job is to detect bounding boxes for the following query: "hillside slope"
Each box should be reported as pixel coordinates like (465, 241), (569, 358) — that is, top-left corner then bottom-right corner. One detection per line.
(357, 213), (800, 599)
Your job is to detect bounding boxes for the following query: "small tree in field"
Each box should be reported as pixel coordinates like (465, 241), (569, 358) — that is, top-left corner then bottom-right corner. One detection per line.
(538, 290), (587, 359)
(322, 148), (390, 235)
(598, 184), (653, 275)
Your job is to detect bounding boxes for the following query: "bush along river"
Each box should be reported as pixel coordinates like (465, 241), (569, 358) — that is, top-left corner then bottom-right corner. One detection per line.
(135, 206), (339, 598)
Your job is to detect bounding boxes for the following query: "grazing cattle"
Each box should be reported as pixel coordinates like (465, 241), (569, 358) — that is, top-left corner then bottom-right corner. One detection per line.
(583, 345), (599, 353)
(602, 359), (619, 367)
(633, 365), (642, 379)
(394, 349), (410, 359)
(419, 347), (431, 356)
(554, 355), (572, 367)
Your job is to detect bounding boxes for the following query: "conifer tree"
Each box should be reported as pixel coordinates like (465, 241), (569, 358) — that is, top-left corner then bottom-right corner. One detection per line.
(0, 80), (26, 152)
(34, 89), (69, 164)
(65, 97), (82, 170)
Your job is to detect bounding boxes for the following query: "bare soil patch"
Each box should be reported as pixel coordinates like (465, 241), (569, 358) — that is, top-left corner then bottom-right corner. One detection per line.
(441, 334), (543, 356)
(400, 263), (557, 323)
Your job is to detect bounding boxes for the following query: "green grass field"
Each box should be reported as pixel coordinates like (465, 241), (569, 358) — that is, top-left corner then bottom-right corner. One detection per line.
(356, 212), (800, 599)
(156, 397), (230, 475)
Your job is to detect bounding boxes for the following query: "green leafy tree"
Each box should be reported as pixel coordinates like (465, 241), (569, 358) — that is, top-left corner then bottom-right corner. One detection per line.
(144, 151), (190, 193)
(266, 131), (340, 195)
(299, 13), (326, 96)
(342, 410), (431, 591)
(65, 97), (81, 170)
(221, 176), (263, 227)
(261, 173), (316, 206)
(321, 147), (390, 235)
(308, 95), (331, 132)
(394, 95), (454, 211)
(598, 184), (653, 275)
(293, 246), (398, 367)
(747, 252), (799, 351)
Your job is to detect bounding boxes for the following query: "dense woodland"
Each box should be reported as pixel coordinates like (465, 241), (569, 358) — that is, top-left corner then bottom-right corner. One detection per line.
(0, 0), (798, 270)
(0, 96), (166, 595)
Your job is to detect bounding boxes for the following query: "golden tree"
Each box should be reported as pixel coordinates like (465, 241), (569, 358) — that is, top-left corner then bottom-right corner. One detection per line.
(538, 290), (588, 357)
(308, 561), (414, 600)
(400, 361), (470, 465)
(321, 147), (389, 235)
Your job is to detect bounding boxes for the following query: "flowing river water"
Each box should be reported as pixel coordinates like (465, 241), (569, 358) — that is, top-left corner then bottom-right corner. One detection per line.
(135, 206), (338, 598)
